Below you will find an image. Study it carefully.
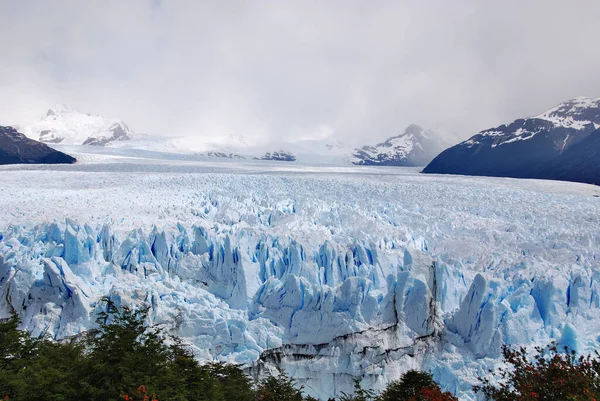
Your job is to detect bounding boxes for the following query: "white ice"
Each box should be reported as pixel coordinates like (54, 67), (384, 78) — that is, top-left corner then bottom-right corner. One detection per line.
(0, 148), (599, 399)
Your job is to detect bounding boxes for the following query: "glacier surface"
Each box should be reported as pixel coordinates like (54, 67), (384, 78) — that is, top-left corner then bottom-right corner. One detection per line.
(1, 152), (599, 399)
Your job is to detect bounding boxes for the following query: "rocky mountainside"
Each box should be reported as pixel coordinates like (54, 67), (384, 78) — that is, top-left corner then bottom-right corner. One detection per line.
(255, 151), (297, 161)
(536, 127), (600, 185)
(0, 126), (76, 164)
(423, 97), (600, 183)
(352, 124), (447, 167)
(22, 105), (133, 146)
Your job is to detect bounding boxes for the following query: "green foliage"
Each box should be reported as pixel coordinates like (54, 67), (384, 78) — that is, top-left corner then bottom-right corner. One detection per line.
(204, 362), (255, 401)
(0, 302), (327, 401)
(0, 314), (37, 398)
(474, 344), (600, 401)
(375, 370), (457, 401)
(339, 379), (377, 401)
(378, 371), (435, 401)
(14, 339), (87, 401)
(256, 368), (304, 401)
(83, 301), (169, 401)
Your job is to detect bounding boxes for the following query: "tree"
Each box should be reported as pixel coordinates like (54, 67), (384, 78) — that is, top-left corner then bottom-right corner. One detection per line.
(0, 315), (38, 398)
(15, 339), (87, 401)
(405, 386), (458, 401)
(339, 378), (377, 401)
(256, 369), (303, 401)
(83, 300), (170, 401)
(0, 315), (89, 401)
(378, 371), (435, 401)
(204, 362), (255, 401)
(474, 344), (600, 401)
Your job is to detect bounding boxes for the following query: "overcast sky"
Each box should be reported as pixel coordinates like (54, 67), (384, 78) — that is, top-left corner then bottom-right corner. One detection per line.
(1, 0), (599, 145)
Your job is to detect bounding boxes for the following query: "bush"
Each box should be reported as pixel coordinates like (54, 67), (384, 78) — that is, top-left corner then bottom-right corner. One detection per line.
(256, 368), (303, 401)
(338, 379), (377, 401)
(0, 315), (38, 398)
(121, 385), (158, 401)
(404, 386), (458, 401)
(0, 301), (262, 401)
(378, 371), (456, 401)
(474, 344), (600, 401)
(83, 301), (170, 401)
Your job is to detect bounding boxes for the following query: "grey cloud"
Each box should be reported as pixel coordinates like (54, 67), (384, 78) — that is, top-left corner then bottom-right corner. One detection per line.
(1, 0), (599, 145)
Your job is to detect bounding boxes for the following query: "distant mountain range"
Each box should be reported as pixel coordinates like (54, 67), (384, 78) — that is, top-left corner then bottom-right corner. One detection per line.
(8, 98), (600, 185)
(423, 97), (600, 185)
(254, 151), (297, 162)
(21, 105), (133, 146)
(352, 124), (447, 166)
(0, 126), (76, 165)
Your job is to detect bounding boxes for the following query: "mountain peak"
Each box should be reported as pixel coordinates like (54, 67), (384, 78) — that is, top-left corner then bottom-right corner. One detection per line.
(24, 106), (133, 146)
(352, 124), (446, 167)
(545, 96), (600, 112)
(424, 95), (600, 184)
(46, 104), (72, 117)
(533, 97), (600, 129)
(403, 124), (424, 134)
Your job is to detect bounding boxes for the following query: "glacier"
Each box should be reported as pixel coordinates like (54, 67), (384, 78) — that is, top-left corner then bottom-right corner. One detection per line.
(0, 153), (599, 399)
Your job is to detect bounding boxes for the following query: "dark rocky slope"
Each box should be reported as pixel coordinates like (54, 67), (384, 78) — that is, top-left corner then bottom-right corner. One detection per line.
(423, 97), (600, 185)
(0, 126), (76, 165)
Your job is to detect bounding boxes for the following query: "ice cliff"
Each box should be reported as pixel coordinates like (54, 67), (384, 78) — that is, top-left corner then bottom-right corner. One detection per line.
(1, 218), (599, 399)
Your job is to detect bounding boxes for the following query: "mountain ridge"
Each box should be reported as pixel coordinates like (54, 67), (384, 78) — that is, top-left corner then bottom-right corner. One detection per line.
(353, 124), (448, 167)
(0, 126), (76, 165)
(22, 105), (133, 146)
(423, 97), (600, 184)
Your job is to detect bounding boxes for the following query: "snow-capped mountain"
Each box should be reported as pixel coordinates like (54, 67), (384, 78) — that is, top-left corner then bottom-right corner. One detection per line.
(206, 151), (245, 159)
(0, 126), (76, 164)
(99, 132), (352, 165)
(423, 97), (600, 182)
(20, 107), (347, 164)
(254, 150), (297, 161)
(352, 124), (447, 167)
(266, 139), (353, 165)
(22, 105), (133, 146)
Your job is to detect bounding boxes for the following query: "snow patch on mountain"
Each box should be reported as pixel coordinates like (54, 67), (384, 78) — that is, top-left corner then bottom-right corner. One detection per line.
(534, 97), (600, 130)
(22, 105), (134, 146)
(255, 151), (297, 162)
(352, 125), (447, 166)
(464, 97), (600, 149)
(423, 96), (600, 183)
(20, 107), (352, 164)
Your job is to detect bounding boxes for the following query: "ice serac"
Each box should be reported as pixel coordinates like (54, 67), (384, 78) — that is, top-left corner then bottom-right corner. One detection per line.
(423, 97), (600, 184)
(0, 215), (599, 400)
